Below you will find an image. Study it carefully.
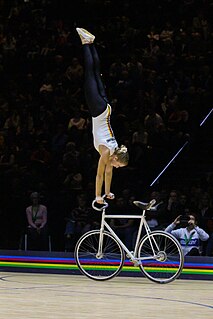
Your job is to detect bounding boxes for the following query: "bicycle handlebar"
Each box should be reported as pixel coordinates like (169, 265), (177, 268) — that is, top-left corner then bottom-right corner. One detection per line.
(92, 198), (157, 212)
(92, 199), (109, 211)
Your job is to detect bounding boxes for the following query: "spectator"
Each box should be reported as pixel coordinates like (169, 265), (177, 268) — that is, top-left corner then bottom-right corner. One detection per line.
(110, 196), (135, 250)
(25, 192), (49, 251)
(165, 189), (182, 222)
(146, 190), (165, 230)
(65, 57), (83, 85)
(198, 192), (213, 231)
(109, 57), (127, 86)
(165, 212), (209, 256)
(64, 193), (93, 251)
(197, 192), (213, 256)
(0, 144), (17, 170)
(51, 123), (68, 165)
(62, 141), (80, 172)
(30, 140), (51, 178)
(144, 107), (164, 136)
(206, 226), (213, 257)
(67, 110), (88, 147)
(178, 193), (191, 215)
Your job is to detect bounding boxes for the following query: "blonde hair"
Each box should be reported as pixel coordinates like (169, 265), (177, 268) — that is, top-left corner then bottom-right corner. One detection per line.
(114, 145), (129, 165)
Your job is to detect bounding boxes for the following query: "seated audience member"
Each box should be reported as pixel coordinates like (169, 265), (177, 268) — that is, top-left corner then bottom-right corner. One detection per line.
(206, 232), (213, 256)
(165, 212), (209, 256)
(165, 189), (182, 222)
(198, 192), (212, 230)
(110, 197), (135, 250)
(64, 193), (93, 251)
(67, 110), (88, 147)
(197, 192), (213, 255)
(206, 230), (213, 256)
(30, 140), (51, 176)
(146, 191), (164, 230)
(26, 192), (49, 250)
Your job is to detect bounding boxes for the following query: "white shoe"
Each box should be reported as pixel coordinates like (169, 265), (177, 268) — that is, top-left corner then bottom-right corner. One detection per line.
(76, 27), (95, 44)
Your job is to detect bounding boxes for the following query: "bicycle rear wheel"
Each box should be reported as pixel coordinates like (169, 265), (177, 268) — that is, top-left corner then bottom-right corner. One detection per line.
(137, 230), (184, 284)
(75, 230), (125, 281)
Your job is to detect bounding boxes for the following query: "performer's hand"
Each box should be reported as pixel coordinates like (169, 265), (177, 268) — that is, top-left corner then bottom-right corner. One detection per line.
(105, 192), (115, 200)
(93, 196), (108, 211)
(96, 196), (104, 204)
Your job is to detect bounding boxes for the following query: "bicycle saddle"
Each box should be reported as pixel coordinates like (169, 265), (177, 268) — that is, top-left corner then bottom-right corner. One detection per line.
(133, 199), (157, 210)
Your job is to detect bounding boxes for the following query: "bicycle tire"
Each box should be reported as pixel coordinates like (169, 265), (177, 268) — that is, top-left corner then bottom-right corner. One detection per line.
(75, 230), (125, 281)
(136, 230), (184, 284)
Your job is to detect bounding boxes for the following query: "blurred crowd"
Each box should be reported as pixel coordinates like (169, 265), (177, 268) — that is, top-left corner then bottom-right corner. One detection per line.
(0, 0), (212, 252)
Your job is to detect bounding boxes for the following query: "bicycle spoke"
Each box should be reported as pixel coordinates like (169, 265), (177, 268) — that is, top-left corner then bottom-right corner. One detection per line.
(75, 230), (125, 281)
(137, 231), (184, 284)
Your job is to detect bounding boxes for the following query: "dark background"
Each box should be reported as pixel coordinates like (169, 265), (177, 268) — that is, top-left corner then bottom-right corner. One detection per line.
(0, 0), (212, 251)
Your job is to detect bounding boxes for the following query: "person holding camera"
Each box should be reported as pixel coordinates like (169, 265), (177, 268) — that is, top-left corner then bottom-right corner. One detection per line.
(164, 213), (209, 256)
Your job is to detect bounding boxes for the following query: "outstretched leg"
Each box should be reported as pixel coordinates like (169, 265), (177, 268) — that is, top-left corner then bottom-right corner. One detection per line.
(83, 44), (108, 117)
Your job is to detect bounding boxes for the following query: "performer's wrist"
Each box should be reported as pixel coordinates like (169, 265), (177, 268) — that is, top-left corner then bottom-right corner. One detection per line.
(96, 196), (103, 202)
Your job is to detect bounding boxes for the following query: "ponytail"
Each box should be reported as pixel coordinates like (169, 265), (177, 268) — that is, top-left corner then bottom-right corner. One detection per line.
(114, 145), (129, 165)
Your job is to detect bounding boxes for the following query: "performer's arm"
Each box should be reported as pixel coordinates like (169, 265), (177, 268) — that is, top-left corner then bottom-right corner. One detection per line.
(96, 146), (110, 202)
(105, 162), (113, 196)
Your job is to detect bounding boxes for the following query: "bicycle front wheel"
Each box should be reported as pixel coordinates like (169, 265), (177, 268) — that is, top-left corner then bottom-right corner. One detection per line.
(75, 230), (125, 281)
(137, 231), (184, 284)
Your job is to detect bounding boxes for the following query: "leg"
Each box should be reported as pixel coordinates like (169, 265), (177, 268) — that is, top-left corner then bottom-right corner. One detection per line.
(83, 44), (108, 117)
(206, 233), (213, 256)
(39, 225), (49, 251)
(186, 248), (200, 256)
(27, 227), (40, 250)
(90, 45), (108, 101)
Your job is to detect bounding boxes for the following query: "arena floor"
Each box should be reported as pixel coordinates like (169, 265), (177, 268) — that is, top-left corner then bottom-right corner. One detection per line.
(0, 272), (212, 318)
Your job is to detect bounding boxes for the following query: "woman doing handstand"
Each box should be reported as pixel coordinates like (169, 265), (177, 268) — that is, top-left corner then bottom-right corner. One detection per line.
(76, 27), (129, 207)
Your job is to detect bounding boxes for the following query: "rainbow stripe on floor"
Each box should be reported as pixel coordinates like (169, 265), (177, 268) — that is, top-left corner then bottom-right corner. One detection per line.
(0, 250), (212, 280)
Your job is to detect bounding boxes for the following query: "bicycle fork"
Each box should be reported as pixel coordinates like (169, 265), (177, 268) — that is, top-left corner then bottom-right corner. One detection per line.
(96, 209), (105, 259)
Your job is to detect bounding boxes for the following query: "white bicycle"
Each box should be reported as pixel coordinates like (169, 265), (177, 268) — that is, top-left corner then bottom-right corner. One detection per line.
(74, 199), (184, 284)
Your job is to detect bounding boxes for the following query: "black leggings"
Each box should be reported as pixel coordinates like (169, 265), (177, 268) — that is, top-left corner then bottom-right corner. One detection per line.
(83, 44), (109, 117)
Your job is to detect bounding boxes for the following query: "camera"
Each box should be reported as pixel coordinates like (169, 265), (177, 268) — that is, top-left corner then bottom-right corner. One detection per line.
(179, 215), (190, 226)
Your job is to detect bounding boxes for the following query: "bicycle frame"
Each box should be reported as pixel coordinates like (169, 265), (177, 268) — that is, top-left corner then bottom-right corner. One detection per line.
(97, 207), (158, 263)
